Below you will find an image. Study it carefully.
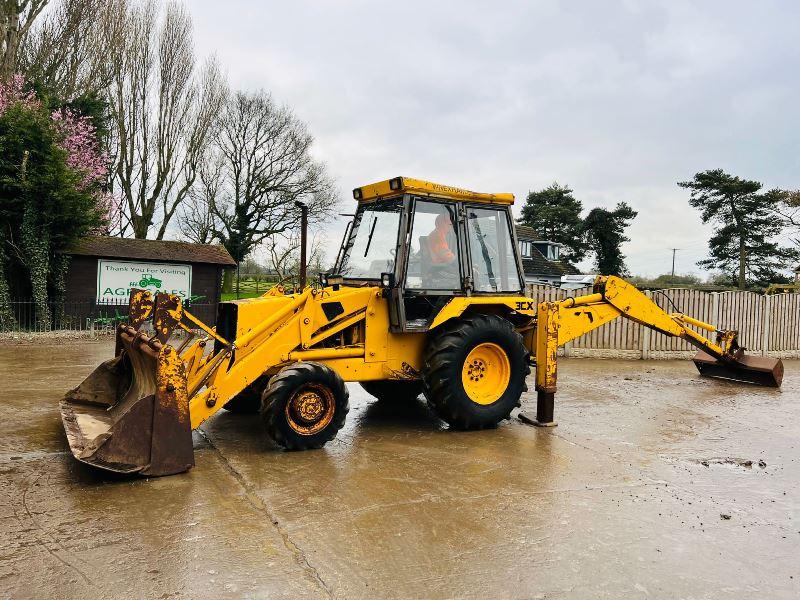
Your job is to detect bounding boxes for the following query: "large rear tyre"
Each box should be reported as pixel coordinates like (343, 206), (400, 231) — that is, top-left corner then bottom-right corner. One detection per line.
(261, 362), (349, 450)
(360, 380), (423, 403)
(423, 314), (529, 429)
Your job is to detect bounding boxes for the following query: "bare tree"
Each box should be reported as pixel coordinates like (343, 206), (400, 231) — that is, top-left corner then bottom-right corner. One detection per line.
(19, 0), (114, 98)
(179, 150), (223, 244)
(212, 89), (338, 267)
(0, 0), (49, 80)
(264, 230), (325, 289)
(109, 0), (226, 239)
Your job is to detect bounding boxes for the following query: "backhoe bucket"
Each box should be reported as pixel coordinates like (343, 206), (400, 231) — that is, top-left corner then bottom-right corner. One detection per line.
(59, 292), (194, 476)
(693, 351), (783, 388)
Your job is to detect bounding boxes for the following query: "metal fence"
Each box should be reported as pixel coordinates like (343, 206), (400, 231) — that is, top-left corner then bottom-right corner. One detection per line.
(527, 284), (800, 358)
(0, 298), (217, 334)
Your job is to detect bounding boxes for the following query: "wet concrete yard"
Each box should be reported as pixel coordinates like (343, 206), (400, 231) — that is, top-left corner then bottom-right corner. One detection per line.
(0, 341), (797, 599)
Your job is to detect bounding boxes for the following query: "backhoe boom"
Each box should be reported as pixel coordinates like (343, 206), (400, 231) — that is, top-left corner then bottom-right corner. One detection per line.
(523, 276), (783, 427)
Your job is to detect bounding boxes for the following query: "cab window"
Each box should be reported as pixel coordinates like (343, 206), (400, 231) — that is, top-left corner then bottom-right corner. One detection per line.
(406, 200), (461, 290)
(466, 207), (522, 292)
(339, 201), (401, 279)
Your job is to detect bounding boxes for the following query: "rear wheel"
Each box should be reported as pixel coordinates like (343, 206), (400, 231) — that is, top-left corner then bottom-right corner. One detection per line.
(360, 380), (423, 403)
(261, 362), (349, 450)
(423, 314), (529, 429)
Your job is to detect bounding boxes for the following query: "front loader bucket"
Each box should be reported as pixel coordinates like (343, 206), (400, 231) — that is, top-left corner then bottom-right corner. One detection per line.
(693, 350), (783, 388)
(60, 325), (194, 476)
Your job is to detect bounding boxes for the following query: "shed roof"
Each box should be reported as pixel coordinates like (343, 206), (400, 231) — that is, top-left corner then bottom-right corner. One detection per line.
(67, 236), (236, 266)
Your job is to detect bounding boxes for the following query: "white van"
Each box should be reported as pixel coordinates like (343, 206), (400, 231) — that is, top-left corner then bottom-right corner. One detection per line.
(560, 274), (596, 290)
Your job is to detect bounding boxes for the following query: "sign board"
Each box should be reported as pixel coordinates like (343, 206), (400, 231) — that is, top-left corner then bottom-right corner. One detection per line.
(97, 260), (192, 303)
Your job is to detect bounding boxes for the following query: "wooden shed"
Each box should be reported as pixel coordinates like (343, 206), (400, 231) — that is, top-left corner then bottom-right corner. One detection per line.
(63, 236), (236, 324)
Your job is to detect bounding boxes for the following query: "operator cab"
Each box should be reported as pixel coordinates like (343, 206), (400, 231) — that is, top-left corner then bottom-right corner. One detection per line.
(333, 177), (524, 332)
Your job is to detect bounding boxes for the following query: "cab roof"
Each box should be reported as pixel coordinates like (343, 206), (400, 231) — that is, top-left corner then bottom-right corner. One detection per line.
(353, 177), (515, 205)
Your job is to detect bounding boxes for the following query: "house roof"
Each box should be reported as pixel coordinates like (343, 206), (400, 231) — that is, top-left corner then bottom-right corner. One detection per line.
(514, 226), (581, 278)
(67, 236), (237, 266)
(515, 224), (540, 240)
(521, 247), (566, 277)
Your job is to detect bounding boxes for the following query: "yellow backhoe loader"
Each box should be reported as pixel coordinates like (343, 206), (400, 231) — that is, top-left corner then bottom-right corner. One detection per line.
(60, 177), (784, 476)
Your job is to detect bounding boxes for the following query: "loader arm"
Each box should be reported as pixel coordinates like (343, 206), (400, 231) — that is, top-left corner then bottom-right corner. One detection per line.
(59, 285), (395, 476)
(525, 276), (783, 427)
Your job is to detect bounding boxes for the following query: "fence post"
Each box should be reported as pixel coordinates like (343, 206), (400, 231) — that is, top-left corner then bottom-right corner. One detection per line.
(711, 292), (720, 327)
(761, 294), (771, 356)
(641, 290), (651, 359)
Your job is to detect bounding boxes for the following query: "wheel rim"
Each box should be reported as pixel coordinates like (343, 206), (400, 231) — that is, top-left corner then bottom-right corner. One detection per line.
(461, 342), (511, 405)
(285, 384), (335, 435)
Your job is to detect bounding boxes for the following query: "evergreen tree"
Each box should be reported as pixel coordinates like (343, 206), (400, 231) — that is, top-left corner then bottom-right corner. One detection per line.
(678, 169), (799, 289)
(0, 77), (108, 327)
(517, 182), (586, 265)
(582, 202), (637, 276)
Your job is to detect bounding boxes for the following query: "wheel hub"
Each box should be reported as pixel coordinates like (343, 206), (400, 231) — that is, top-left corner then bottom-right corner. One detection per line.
(294, 391), (325, 422)
(461, 342), (511, 405)
(285, 384), (335, 435)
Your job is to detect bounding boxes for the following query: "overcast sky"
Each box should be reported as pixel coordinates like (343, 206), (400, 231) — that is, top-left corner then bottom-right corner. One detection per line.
(189, 0), (799, 277)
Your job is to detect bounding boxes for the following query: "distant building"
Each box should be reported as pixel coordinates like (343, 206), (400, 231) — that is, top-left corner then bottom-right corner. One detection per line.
(515, 225), (580, 285)
(63, 236), (236, 323)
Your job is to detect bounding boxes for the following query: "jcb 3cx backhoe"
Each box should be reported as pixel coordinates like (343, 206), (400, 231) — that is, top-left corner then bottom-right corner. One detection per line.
(60, 177), (784, 476)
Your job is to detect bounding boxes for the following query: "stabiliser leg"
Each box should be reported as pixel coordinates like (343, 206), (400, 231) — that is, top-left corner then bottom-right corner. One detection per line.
(519, 390), (557, 427)
(520, 301), (559, 427)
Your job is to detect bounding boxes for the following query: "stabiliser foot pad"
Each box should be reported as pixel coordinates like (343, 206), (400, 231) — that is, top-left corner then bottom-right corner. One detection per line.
(518, 412), (557, 427)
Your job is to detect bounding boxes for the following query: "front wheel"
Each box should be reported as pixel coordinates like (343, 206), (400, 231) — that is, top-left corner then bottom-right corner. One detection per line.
(261, 362), (349, 450)
(423, 314), (529, 429)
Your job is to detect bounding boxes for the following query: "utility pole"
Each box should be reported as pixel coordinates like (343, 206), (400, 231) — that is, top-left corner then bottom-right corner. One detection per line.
(670, 248), (680, 278)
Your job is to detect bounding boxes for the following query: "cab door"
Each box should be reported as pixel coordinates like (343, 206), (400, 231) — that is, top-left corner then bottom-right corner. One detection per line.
(395, 197), (466, 332)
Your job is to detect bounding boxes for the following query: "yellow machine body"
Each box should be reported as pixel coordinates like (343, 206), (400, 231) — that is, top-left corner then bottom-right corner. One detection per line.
(60, 177), (784, 476)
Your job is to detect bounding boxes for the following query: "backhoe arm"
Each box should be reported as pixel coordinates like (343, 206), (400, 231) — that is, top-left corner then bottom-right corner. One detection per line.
(523, 276), (783, 427)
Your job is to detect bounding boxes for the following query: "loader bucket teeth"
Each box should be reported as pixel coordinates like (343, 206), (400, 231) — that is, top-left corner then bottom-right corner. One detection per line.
(128, 288), (155, 329)
(59, 325), (194, 476)
(693, 351), (784, 388)
(152, 293), (183, 344)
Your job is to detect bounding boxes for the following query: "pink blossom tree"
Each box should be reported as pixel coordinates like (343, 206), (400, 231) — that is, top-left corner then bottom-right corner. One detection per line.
(0, 74), (112, 328)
